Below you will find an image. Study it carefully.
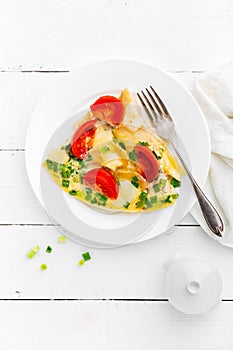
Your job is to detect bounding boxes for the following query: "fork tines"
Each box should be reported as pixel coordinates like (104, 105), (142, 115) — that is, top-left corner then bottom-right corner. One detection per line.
(137, 85), (171, 124)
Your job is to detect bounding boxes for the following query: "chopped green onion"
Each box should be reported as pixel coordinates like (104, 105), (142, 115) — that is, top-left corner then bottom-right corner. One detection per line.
(100, 145), (110, 153)
(150, 195), (157, 204)
(171, 193), (179, 199)
(95, 193), (107, 201)
(138, 141), (149, 146)
(27, 250), (36, 259)
(46, 159), (53, 170)
(46, 246), (52, 254)
(59, 164), (66, 172)
(58, 235), (67, 243)
(123, 201), (130, 209)
(40, 264), (47, 271)
(129, 150), (137, 162)
(91, 197), (98, 204)
(159, 179), (167, 187)
(82, 252), (91, 261)
(78, 259), (85, 266)
(145, 198), (152, 208)
(119, 142), (126, 150)
(32, 245), (40, 253)
(163, 193), (179, 203)
(136, 192), (148, 208)
(85, 193), (92, 201)
(131, 176), (139, 188)
(97, 201), (106, 206)
(170, 178), (181, 188)
(62, 179), (70, 188)
(86, 154), (93, 161)
(85, 188), (92, 194)
(69, 190), (77, 195)
(61, 169), (70, 178)
(164, 195), (172, 203)
(153, 184), (160, 193)
(153, 178), (167, 193)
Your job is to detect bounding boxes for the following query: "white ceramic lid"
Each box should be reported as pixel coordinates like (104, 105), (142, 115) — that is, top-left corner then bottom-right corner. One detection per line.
(164, 254), (223, 314)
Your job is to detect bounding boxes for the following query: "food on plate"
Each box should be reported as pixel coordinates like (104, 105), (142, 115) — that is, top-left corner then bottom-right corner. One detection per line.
(43, 88), (181, 212)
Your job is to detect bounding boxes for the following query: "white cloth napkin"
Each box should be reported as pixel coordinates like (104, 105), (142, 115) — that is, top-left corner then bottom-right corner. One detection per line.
(190, 62), (233, 247)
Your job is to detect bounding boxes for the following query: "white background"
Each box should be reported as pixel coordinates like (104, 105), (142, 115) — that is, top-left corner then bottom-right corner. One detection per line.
(0, 0), (233, 349)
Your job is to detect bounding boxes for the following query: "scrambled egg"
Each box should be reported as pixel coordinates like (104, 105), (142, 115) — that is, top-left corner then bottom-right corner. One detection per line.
(43, 88), (181, 212)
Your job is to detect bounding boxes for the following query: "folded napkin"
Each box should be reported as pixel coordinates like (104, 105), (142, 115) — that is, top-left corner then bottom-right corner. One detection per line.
(190, 62), (233, 247)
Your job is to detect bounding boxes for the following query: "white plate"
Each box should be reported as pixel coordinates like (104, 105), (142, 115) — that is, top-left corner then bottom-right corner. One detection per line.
(25, 60), (210, 247)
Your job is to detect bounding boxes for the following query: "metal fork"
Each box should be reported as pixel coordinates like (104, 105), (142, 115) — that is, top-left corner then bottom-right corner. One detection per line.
(137, 86), (224, 238)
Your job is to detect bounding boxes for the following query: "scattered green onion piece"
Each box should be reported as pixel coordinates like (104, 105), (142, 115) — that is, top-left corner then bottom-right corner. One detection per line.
(78, 259), (85, 266)
(27, 250), (36, 259)
(46, 246), (52, 254)
(32, 245), (40, 253)
(82, 252), (91, 261)
(40, 264), (48, 271)
(170, 178), (181, 188)
(58, 235), (67, 243)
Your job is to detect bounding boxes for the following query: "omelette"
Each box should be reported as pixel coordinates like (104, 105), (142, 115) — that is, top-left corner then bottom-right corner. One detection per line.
(43, 88), (181, 212)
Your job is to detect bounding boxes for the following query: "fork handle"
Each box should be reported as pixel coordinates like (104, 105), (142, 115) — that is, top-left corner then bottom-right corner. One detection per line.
(170, 140), (224, 237)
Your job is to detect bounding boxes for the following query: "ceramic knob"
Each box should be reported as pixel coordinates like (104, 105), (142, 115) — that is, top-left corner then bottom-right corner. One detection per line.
(164, 253), (223, 314)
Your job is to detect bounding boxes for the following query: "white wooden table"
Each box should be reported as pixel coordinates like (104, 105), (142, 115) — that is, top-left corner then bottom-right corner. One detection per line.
(1, 1), (233, 348)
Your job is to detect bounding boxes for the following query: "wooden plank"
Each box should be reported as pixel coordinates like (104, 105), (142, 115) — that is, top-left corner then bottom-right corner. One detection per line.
(0, 0), (232, 71)
(0, 300), (232, 349)
(0, 225), (231, 299)
(0, 151), (197, 224)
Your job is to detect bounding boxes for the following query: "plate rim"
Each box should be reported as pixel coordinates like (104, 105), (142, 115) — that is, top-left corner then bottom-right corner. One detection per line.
(25, 59), (211, 245)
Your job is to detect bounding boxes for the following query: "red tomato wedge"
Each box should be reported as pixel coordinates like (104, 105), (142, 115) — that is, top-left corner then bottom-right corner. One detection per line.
(90, 96), (124, 125)
(83, 168), (119, 200)
(71, 119), (97, 159)
(135, 145), (159, 182)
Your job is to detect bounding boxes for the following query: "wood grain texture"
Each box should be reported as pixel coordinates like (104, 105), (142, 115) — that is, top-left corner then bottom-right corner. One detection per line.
(0, 1), (232, 345)
(0, 225), (231, 299)
(0, 300), (233, 350)
(0, 0), (232, 71)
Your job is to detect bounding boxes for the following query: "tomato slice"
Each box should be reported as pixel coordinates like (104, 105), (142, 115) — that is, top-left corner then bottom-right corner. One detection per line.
(71, 119), (97, 159)
(134, 145), (159, 182)
(83, 168), (119, 200)
(90, 96), (124, 125)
